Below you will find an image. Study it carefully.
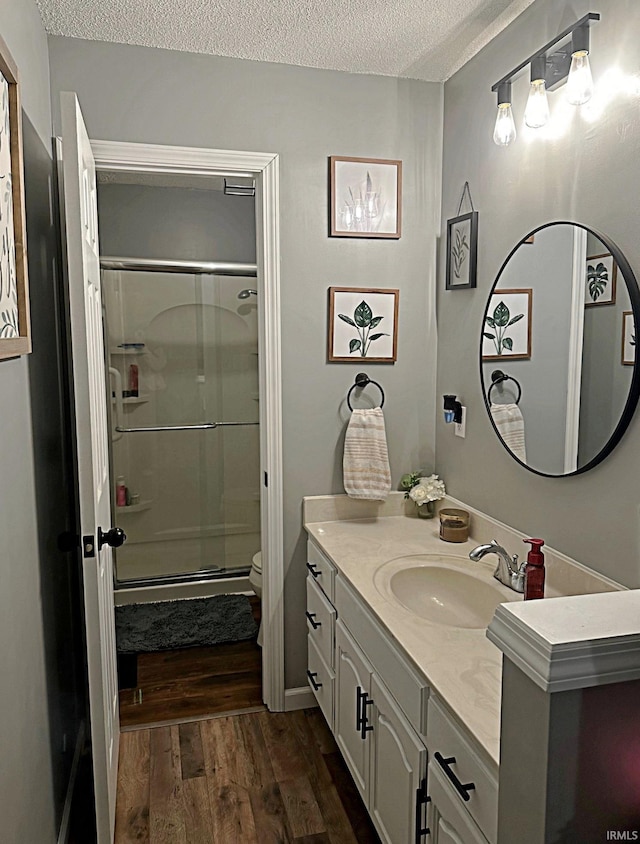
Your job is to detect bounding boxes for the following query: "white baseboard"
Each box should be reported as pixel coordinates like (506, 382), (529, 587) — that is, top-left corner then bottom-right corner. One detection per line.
(57, 720), (86, 844)
(284, 685), (318, 711)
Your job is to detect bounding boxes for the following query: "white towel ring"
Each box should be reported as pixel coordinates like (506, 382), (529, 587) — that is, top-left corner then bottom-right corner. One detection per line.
(347, 372), (385, 411)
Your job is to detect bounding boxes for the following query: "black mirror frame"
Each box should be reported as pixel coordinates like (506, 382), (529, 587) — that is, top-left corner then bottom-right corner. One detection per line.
(480, 220), (640, 478)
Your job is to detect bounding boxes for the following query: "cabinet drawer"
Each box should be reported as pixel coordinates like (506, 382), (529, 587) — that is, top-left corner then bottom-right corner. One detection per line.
(307, 635), (334, 729)
(427, 697), (498, 843)
(307, 540), (336, 602)
(306, 576), (336, 669)
(428, 760), (489, 844)
(335, 575), (429, 737)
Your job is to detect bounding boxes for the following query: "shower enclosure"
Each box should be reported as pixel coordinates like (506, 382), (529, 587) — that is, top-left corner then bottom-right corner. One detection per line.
(101, 258), (260, 585)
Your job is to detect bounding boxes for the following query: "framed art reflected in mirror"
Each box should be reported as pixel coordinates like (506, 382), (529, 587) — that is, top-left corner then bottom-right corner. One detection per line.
(480, 222), (640, 477)
(0, 33), (30, 361)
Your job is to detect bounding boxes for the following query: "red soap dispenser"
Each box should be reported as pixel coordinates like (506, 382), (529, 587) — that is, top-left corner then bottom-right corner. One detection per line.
(523, 538), (545, 600)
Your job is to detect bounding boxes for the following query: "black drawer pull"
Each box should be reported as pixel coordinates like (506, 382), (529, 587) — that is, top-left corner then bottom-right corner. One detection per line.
(434, 752), (476, 802)
(305, 611), (322, 630)
(307, 670), (322, 691)
(306, 562), (321, 577)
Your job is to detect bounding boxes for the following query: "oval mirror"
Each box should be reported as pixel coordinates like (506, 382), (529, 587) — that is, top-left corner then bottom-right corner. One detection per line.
(480, 222), (640, 477)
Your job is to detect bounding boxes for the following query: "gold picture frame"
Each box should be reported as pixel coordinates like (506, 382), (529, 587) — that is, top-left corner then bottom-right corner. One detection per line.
(0, 34), (30, 360)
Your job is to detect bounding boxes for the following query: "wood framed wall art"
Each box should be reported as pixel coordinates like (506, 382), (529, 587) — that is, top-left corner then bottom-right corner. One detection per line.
(328, 287), (399, 362)
(329, 156), (402, 239)
(0, 34), (30, 360)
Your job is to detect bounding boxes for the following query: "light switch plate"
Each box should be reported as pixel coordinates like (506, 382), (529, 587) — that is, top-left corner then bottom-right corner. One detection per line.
(455, 406), (466, 438)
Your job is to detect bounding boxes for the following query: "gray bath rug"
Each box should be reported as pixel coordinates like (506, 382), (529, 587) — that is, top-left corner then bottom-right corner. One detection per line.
(115, 595), (258, 654)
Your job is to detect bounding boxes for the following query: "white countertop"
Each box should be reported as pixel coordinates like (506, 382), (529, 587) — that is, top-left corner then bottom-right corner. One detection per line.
(304, 496), (624, 768)
(305, 514), (513, 766)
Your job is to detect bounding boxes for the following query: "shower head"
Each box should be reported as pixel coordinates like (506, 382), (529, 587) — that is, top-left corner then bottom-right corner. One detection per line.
(238, 289), (258, 299)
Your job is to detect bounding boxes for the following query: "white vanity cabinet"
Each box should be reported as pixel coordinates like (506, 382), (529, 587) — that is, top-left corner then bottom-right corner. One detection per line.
(307, 540), (431, 844)
(305, 539), (494, 844)
(427, 697), (497, 844)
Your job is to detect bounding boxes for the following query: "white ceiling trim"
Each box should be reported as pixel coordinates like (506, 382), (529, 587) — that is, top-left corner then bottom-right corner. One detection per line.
(36, 0), (537, 82)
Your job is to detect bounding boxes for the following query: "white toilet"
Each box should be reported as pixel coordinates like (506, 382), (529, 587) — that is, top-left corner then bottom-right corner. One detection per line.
(249, 551), (263, 647)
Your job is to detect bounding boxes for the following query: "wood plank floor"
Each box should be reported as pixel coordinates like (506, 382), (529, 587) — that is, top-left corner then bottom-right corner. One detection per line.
(115, 708), (381, 843)
(119, 597), (263, 728)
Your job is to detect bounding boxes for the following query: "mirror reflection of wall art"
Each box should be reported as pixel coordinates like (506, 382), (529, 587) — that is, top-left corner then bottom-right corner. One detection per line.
(445, 211), (478, 290)
(0, 34), (30, 360)
(328, 287), (399, 362)
(329, 156), (402, 239)
(585, 252), (617, 306)
(622, 311), (636, 366)
(482, 288), (532, 360)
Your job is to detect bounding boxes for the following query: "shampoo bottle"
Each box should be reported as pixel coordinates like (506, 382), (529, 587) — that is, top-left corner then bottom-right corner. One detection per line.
(523, 538), (545, 600)
(116, 476), (127, 508)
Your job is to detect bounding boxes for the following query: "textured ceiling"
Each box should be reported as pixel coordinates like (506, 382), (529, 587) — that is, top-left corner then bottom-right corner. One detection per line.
(36, 0), (537, 82)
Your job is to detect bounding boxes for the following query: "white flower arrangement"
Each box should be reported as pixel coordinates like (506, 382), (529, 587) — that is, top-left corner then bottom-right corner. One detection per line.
(400, 472), (446, 514)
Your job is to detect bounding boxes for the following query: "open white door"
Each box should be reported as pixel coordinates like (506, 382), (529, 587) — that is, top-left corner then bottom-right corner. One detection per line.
(61, 92), (121, 843)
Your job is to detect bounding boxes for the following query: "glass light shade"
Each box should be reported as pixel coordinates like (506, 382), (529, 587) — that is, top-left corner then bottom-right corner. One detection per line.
(524, 79), (550, 128)
(493, 103), (517, 146)
(567, 51), (594, 105)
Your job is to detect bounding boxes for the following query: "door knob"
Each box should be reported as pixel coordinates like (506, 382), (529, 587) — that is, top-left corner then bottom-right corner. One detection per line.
(98, 526), (127, 550)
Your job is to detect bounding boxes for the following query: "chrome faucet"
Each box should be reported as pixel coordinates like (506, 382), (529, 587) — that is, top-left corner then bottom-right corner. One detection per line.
(469, 540), (525, 593)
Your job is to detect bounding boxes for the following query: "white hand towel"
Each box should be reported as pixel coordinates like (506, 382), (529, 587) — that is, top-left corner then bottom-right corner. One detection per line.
(490, 403), (527, 463)
(343, 408), (392, 501)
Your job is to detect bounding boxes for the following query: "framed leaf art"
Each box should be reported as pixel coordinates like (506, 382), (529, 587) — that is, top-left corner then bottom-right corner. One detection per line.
(482, 288), (532, 360)
(446, 210), (478, 290)
(0, 34), (30, 360)
(328, 287), (399, 362)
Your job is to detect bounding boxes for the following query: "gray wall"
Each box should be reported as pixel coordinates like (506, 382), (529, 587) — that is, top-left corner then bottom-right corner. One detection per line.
(438, 0), (640, 587)
(97, 182), (256, 263)
(0, 0), (85, 840)
(579, 232), (633, 464)
(483, 225), (574, 474)
(48, 37), (444, 686)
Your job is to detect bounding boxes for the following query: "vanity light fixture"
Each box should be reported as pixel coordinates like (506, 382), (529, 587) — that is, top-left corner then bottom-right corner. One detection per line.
(443, 395), (463, 424)
(493, 82), (517, 146)
(566, 23), (595, 105)
(524, 56), (550, 129)
(491, 12), (600, 146)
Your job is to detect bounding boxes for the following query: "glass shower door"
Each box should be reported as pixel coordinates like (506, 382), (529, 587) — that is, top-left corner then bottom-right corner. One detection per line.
(103, 268), (260, 584)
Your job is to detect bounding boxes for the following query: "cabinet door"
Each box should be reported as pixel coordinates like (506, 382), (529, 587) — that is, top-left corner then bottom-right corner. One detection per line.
(370, 674), (427, 844)
(427, 761), (489, 844)
(335, 620), (373, 803)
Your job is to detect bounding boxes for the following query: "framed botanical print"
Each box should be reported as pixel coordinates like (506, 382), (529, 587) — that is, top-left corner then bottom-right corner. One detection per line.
(585, 252), (617, 307)
(482, 288), (532, 360)
(328, 287), (399, 362)
(0, 34), (30, 360)
(446, 211), (478, 290)
(622, 311), (636, 366)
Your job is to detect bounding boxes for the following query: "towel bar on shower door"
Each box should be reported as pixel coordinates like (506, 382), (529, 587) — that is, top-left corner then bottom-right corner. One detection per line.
(115, 421), (260, 433)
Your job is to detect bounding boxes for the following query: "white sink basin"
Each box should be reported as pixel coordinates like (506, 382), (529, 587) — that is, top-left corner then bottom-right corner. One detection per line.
(374, 554), (518, 629)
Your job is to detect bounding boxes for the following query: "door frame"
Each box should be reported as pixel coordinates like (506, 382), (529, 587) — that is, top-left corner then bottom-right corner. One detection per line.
(90, 139), (285, 711)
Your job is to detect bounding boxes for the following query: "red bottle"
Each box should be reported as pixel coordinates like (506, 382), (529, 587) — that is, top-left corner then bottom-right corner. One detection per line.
(129, 364), (139, 398)
(523, 538), (545, 600)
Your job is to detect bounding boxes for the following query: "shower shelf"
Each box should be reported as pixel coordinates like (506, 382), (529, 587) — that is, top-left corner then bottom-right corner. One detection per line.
(116, 500), (153, 515)
(111, 394), (150, 406)
(109, 347), (147, 356)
